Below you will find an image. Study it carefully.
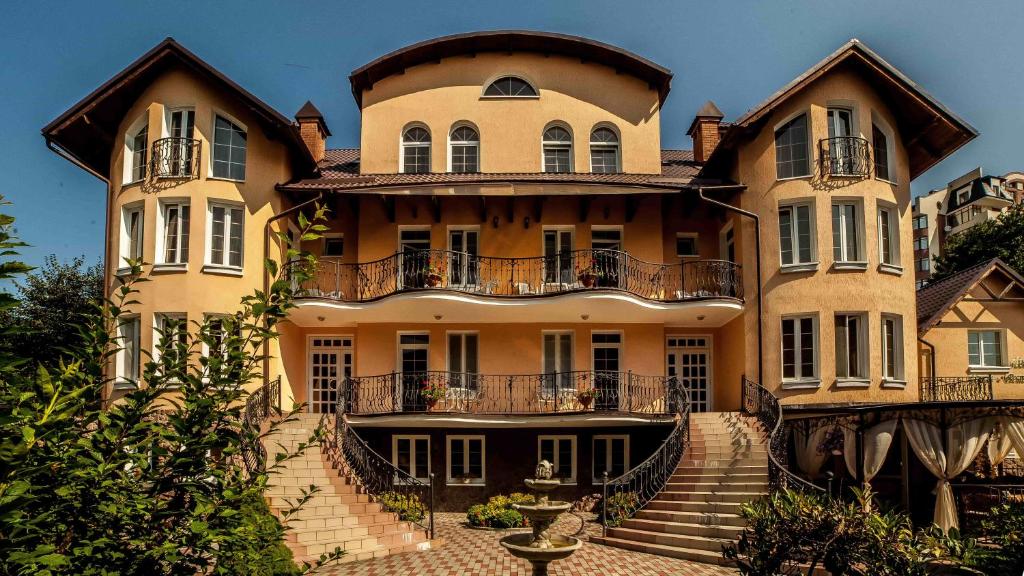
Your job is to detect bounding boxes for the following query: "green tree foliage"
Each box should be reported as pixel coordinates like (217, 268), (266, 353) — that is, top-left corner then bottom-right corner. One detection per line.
(933, 203), (1024, 281)
(0, 254), (103, 371)
(0, 198), (340, 575)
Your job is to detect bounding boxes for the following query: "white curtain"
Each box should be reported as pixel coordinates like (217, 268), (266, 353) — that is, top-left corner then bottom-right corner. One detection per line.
(903, 417), (993, 532)
(988, 422), (1014, 467)
(841, 420), (898, 483)
(793, 425), (832, 479)
(1001, 417), (1024, 457)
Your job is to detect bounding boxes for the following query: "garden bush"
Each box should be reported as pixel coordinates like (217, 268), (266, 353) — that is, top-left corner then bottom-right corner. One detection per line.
(378, 492), (427, 523)
(466, 493), (535, 528)
(602, 491), (639, 527)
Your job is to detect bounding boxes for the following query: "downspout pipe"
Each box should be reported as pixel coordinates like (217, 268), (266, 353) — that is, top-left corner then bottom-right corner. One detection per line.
(918, 336), (937, 398)
(693, 184), (762, 386)
(261, 191), (326, 384)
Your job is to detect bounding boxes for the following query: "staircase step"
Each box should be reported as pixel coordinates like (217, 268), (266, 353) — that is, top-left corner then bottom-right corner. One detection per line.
(647, 499), (745, 515)
(670, 472), (768, 483)
(610, 525), (737, 550)
(635, 509), (745, 528)
(591, 536), (732, 565)
(659, 491), (763, 503)
(663, 482), (768, 493)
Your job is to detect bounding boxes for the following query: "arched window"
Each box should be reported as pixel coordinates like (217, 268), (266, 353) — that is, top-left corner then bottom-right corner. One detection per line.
(483, 76), (538, 97)
(590, 127), (620, 173)
(449, 125), (479, 173)
(542, 126), (573, 173)
(401, 126), (431, 174)
(129, 124), (149, 182)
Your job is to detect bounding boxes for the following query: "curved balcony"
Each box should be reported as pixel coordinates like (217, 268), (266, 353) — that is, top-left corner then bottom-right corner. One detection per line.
(339, 371), (680, 417)
(295, 249), (742, 303)
(820, 136), (870, 178)
(151, 137), (201, 179)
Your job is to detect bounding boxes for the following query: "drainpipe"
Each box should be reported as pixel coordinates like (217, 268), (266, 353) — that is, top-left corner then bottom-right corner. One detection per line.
(262, 191), (326, 384)
(694, 185), (762, 386)
(918, 336), (937, 400)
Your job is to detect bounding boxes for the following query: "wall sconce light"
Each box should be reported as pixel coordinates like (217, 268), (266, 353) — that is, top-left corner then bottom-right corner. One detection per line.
(696, 315), (706, 321)
(492, 216), (500, 229)
(434, 314), (443, 321)
(317, 316), (326, 322)
(523, 216), (530, 229)
(580, 314), (590, 321)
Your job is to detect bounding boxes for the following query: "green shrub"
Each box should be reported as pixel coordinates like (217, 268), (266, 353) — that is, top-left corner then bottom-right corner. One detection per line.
(216, 492), (301, 576)
(969, 500), (1024, 575)
(466, 493), (535, 528)
(603, 491), (639, 527)
(378, 492), (427, 523)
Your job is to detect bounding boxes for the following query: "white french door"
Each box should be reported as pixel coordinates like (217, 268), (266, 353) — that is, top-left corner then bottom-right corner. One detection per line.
(448, 228), (479, 287)
(667, 336), (712, 413)
(308, 336), (352, 414)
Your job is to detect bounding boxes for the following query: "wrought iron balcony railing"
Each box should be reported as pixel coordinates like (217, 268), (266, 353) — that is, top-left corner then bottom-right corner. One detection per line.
(339, 371), (681, 417)
(240, 376), (281, 474)
(919, 375), (994, 402)
(820, 136), (871, 178)
(295, 249), (742, 303)
(151, 137), (201, 179)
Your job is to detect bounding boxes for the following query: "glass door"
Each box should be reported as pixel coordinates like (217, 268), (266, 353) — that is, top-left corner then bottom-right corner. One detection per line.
(448, 229), (479, 288)
(168, 109), (196, 176)
(591, 228), (623, 289)
(667, 336), (711, 413)
(543, 229), (574, 286)
(542, 332), (573, 398)
(398, 333), (429, 411)
(308, 337), (352, 414)
(399, 229), (431, 289)
(592, 332), (621, 410)
(827, 108), (854, 175)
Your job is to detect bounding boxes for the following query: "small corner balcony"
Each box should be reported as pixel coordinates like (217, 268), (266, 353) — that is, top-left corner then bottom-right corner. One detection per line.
(338, 370), (680, 419)
(919, 376), (994, 402)
(150, 137), (201, 180)
(288, 249), (744, 325)
(819, 136), (871, 178)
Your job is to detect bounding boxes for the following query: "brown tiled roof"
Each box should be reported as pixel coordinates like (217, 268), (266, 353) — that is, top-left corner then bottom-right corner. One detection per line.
(279, 148), (701, 192)
(916, 258), (1024, 334)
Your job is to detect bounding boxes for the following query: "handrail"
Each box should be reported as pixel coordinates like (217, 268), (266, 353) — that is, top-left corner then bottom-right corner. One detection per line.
(151, 136), (201, 180)
(329, 378), (434, 538)
(241, 376), (281, 474)
(293, 249), (742, 304)
(819, 136), (870, 178)
(740, 376), (824, 493)
(920, 375), (994, 402)
(341, 370), (677, 417)
(601, 376), (690, 534)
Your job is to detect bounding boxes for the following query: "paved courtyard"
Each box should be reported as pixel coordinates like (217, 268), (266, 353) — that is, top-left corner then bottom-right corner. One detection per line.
(312, 512), (738, 576)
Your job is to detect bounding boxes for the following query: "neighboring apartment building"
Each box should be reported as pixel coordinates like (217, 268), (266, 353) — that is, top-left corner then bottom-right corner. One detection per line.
(46, 31), (1023, 559)
(912, 168), (1023, 287)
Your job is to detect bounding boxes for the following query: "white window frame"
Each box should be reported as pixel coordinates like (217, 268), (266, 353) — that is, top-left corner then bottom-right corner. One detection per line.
(773, 110), (811, 181)
(968, 330), (1009, 372)
(392, 435), (431, 483)
(778, 201), (818, 272)
(114, 315), (141, 389)
(877, 203), (902, 273)
(541, 123), (574, 173)
(209, 111), (247, 182)
(119, 203), (144, 273)
(881, 314), (905, 386)
(592, 434), (630, 483)
(675, 232), (699, 258)
(446, 331), (479, 392)
(399, 123), (431, 174)
(153, 312), (188, 383)
(322, 233), (344, 258)
(446, 435), (485, 486)
(871, 114), (897, 184)
(480, 74), (539, 99)
(155, 199), (190, 270)
(447, 123), (480, 173)
(589, 125), (620, 174)
(538, 435), (577, 484)
(781, 314), (820, 389)
(205, 200), (245, 273)
(831, 199), (867, 269)
(835, 312), (869, 385)
(541, 329), (575, 376)
(123, 114), (149, 185)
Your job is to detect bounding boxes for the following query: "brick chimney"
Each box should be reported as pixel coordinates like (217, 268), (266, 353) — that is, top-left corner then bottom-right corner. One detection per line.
(687, 100), (724, 164)
(295, 100), (330, 163)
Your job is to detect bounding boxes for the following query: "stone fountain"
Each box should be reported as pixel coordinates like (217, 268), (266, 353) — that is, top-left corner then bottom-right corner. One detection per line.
(499, 460), (583, 575)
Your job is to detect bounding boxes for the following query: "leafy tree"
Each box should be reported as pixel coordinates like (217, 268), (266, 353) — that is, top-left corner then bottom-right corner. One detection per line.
(0, 198), (340, 575)
(0, 254), (103, 371)
(933, 203), (1024, 280)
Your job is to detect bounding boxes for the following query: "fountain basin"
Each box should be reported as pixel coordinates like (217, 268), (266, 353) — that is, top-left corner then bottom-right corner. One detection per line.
(500, 533), (582, 559)
(513, 500), (572, 522)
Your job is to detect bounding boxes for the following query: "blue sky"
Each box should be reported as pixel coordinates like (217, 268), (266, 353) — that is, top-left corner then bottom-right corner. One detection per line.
(3, 0), (1022, 268)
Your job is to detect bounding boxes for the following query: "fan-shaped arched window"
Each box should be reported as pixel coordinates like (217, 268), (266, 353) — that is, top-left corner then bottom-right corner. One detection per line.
(401, 126), (431, 174)
(449, 125), (479, 173)
(590, 127), (620, 173)
(542, 126), (573, 173)
(484, 76), (538, 97)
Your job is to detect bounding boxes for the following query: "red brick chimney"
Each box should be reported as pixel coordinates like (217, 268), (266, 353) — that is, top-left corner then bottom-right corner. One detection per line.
(687, 100), (724, 164)
(295, 100), (330, 163)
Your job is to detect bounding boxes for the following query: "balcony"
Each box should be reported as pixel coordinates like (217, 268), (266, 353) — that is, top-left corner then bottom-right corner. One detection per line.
(819, 136), (871, 178)
(338, 370), (680, 417)
(150, 137), (201, 179)
(919, 376), (994, 402)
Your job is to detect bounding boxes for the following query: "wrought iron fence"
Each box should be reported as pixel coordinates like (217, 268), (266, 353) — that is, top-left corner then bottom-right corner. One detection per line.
(151, 137), (201, 179)
(339, 371), (676, 416)
(951, 484), (1024, 534)
(330, 381), (435, 539)
(820, 136), (871, 178)
(241, 376), (281, 474)
(740, 376), (825, 493)
(601, 377), (689, 534)
(294, 250), (742, 303)
(920, 376), (994, 402)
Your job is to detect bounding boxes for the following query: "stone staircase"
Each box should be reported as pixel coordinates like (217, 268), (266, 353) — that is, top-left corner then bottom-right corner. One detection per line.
(592, 411), (769, 565)
(263, 413), (432, 565)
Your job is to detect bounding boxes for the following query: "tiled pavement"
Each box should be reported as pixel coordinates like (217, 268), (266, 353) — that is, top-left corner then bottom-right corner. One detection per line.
(311, 512), (738, 576)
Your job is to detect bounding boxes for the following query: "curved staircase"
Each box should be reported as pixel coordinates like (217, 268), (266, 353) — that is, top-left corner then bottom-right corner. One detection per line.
(264, 413), (432, 565)
(592, 411), (768, 565)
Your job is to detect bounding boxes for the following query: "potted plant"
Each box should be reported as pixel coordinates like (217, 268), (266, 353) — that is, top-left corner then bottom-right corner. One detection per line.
(420, 378), (446, 409)
(576, 258), (603, 288)
(577, 386), (599, 409)
(424, 256), (445, 287)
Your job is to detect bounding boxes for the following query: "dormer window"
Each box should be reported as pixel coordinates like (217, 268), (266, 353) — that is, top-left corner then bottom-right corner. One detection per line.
(590, 127), (620, 173)
(401, 126), (431, 174)
(448, 125), (479, 173)
(542, 126), (573, 173)
(483, 76), (537, 97)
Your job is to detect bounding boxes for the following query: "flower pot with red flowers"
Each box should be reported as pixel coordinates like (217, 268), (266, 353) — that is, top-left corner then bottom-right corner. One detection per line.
(577, 386), (599, 409)
(420, 378), (447, 409)
(576, 259), (604, 288)
(424, 256), (445, 287)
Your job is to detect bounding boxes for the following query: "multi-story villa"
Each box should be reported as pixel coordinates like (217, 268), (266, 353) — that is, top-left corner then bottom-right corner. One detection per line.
(43, 31), (1024, 564)
(912, 167), (1023, 287)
